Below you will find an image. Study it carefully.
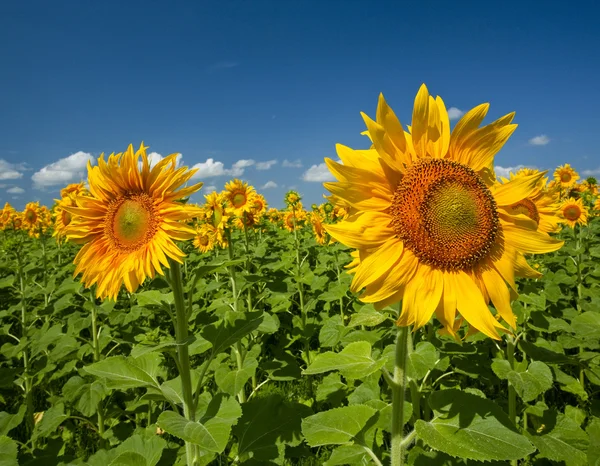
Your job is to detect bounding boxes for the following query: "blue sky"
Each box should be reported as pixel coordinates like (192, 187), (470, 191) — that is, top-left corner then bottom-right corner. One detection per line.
(1, 0), (598, 210)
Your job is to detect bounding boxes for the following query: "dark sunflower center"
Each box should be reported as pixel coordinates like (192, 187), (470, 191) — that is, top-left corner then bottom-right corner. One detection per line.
(390, 158), (499, 271)
(563, 205), (581, 221)
(26, 210), (37, 222)
(232, 193), (246, 208)
(199, 235), (209, 246)
(561, 172), (571, 183)
(108, 193), (158, 251)
(507, 198), (540, 225)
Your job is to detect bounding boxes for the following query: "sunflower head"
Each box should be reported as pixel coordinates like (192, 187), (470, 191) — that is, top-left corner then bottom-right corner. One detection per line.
(65, 143), (203, 300)
(250, 194), (268, 217)
(559, 197), (588, 228)
(284, 190), (301, 208)
(60, 182), (87, 199)
(224, 180), (257, 216)
(193, 223), (217, 253)
(554, 164), (579, 189)
(310, 211), (328, 245)
(323, 84), (564, 340)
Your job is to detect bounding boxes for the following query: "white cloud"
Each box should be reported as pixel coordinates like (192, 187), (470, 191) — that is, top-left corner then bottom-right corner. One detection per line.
(529, 135), (550, 146)
(494, 165), (535, 179)
(0, 159), (25, 180)
(32, 151), (95, 189)
(283, 159), (303, 168)
(256, 160), (277, 170)
(201, 185), (217, 194)
(447, 107), (465, 120)
(302, 161), (339, 182)
(261, 181), (278, 189)
(190, 158), (255, 179)
(582, 168), (600, 176)
(7, 187), (24, 194)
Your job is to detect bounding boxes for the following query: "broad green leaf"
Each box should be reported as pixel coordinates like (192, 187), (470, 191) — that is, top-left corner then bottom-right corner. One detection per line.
(303, 341), (385, 379)
(109, 434), (166, 466)
(232, 394), (312, 461)
(201, 311), (263, 356)
(571, 312), (600, 342)
(32, 403), (68, 440)
(507, 361), (553, 402)
(84, 354), (162, 390)
(0, 276), (14, 289)
(324, 445), (369, 466)
(526, 412), (588, 466)
(407, 342), (438, 381)
(63, 376), (107, 417)
(301, 404), (377, 447)
(587, 417), (600, 466)
(136, 290), (174, 306)
(415, 389), (535, 461)
(215, 357), (258, 397)
(348, 306), (387, 328)
(553, 367), (588, 400)
(0, 436), (18, 466)
(0, 405), (25, 436)
(157, 394), (241, 453)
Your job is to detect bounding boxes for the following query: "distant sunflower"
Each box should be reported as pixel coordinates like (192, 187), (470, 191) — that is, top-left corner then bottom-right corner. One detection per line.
(324, 85), (563, 339)
(554, 164), (579, 190)
(60, 182), (87, 199)
(224, 180), (257, 217)
(559, 197), (588, 228)
(250, 194), (268, 217)
(193, 223), (217, 253)
(500, 169), (562, 234)
(65, 143), (203, 300)
(234, 211), (259, 229)
(594, 197), (600, 212)
(283, 209), (307, 232)
(22, 202), (40, 231)
(285, 190), (301, 207)
(310, 211), (328, 245)
(266, 208), (280, 223)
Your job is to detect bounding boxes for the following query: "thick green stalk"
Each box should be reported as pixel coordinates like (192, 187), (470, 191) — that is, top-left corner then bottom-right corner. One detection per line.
(41, 236), (49, 308)
(406, 331), (420, 423)
(292, 209), (309, 363)
(574, 226), (585, 388)
(225, 229), (247, 402)
(17, 252), (34, 435)
(89, 292), (105, 438)
(391, 325), (409, 466)
(169, 259), (197, 465)
(507, 337), (517, 466)
(243, 222), (253, 312)
(333, 250), (344, 325)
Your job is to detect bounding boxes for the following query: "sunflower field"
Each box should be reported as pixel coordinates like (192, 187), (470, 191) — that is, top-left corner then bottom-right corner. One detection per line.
(1, 85), (600, 466)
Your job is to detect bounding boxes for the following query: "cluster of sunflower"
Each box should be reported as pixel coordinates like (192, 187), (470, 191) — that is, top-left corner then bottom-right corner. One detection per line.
(53, 182), (89, 243)
(550, 164), (599, 228)
(192, 180), (269, 253)
(0, 201), (52, 238)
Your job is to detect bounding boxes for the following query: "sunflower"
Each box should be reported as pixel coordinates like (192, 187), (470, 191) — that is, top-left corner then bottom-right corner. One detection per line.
(65, 143), (203, 300)
(285, 190), (301, 208)
(193, 223), (217, 253)
(1, 202), (16, 230)
(266, 208), (280, 223)
(250, 193), (268, 217)
(283, 209), (307, 232)
(202, 191), (230, 247)
(554, 164), (579, 190)
(500, 170), (563, 234)
(310, 211), (328, 245)
(22, 202), (40, 231)
(558, 197), (588, 228)
(324, 85), (564, 339)
(234, 211), (259, 229)
(595, 197), (600, 212)
(224, 180), (257, 217)
(60, 182), (87, 199)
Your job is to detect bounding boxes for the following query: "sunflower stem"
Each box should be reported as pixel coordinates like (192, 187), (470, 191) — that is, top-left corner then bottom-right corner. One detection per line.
(168, 258), (197, 466)
(391, 324), (409, 466)
(292, 207), (309, 364)
(506, 336), (518, 466)
(574, 225), (586, 388)
(89, 290), (105, 441)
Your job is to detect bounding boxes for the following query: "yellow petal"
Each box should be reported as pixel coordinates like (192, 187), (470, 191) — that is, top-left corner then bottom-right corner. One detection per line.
(491, 172), (547, 206)
(351, 238), (404, 292)
(324, 212), (394, 249)
(503, 223), (564, 254)
(480, 266), (516, 329)
(360, 249), (419, 303)
(410, 84), (431, 158)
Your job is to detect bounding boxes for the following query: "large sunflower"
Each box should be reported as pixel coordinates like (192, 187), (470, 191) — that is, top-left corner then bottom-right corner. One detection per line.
(324, 85), (563, 339)
(224, 180), (257, 217)
(558, 197), (588, 228)
(554, 164), (579, 190)
(65, 143), (202, 300)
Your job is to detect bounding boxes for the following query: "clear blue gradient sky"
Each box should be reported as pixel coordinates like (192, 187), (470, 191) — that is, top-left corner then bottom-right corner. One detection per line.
(1, 0), (598, 209)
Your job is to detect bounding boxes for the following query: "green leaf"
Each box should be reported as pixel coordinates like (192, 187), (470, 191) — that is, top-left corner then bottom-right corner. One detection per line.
(0, 405), (25, 436)
(136, 290), (174, 307)
(586, 417), (600, 466)
(301, 404), (377, 447)
(63, 376), (107, 417)
(0, 436), (18, 466)
(157, 394), (241, 453)
(324, 445), (369, 466)
(407, 342), (438, 381)
(109, 434), (166, 466)
(526, 411), (589, 466)
(83, 354), (162, 390)
(201, 311), (264, 356)
(348, 306), (387, 328)
(233, 394), (312, 461)
(415, 389), (535, 461)
(303, 341), (385, 379)
(507, 361), (553, 402)
(571, 311), (600, 342)
(553, 367), (588, 401)
(32, 403), (68, 440)
(215, 357), (258, 397)
(0, 276), (14, 289)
